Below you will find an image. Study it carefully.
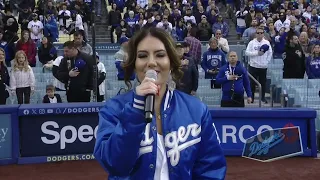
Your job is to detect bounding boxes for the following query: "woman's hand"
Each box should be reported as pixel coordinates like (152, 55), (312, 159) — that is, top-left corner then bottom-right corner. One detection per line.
(135, 77), (158, 96)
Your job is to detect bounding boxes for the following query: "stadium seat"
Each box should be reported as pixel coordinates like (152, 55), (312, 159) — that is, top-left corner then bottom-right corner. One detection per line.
(308, 79), (320, 88)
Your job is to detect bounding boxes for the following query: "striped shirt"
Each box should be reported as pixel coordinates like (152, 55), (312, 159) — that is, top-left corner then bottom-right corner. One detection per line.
(184, 36), (202, 65)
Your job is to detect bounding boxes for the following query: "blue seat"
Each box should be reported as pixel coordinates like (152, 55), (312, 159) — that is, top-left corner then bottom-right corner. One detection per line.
(273, 58), (283, 64)
(308, 79), (320, 88)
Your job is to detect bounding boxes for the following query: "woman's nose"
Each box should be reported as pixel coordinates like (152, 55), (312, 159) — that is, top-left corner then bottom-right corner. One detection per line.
(147, 55), (157, 68)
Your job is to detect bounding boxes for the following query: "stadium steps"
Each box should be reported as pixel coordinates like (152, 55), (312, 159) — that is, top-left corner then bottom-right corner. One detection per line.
(87, 0), (111, 43)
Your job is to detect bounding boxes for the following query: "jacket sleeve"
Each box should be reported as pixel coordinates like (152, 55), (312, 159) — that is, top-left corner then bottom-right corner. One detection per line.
(56, 94), (63, 103)
(56, 58), (69, 84)
(201, 52), (209, 72)
(245, 41), (259, 57)
(86, 56), (94, 90)
(215, 67), (228, 84)
(192, 106), (227, 180)
(305, 57), (314, 78)
(93, 93), (147, 176)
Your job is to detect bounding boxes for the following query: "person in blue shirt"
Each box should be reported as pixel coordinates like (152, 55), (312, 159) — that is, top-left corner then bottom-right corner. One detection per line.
(306, 44), (320, 79)
(94, 27), (226, 180)
(216, 51), (252, 107)
(201, 37), (226, 88)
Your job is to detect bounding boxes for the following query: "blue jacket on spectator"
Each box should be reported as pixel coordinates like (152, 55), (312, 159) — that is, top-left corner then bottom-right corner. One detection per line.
(114, 0), (125, 10)
(94, 89), (226, 180)
(216, 61), (252, 101)
(212, 22), (229, 37)
(273, 32), (287, 56)
(306, 56), (320, 79)
(0, 41), (15, 66)
(201, 48), (226, 79)
(254, 0), (269, 11)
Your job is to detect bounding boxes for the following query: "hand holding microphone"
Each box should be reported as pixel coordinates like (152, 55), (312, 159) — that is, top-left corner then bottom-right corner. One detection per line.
(135, 70), (158, 123)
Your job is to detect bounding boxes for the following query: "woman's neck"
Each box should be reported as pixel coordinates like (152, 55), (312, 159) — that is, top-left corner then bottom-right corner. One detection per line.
(155, 84), (167, 105)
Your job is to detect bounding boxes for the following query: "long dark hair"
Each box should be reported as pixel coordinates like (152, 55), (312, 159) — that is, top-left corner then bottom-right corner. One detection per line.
(122, 27), (183, 89)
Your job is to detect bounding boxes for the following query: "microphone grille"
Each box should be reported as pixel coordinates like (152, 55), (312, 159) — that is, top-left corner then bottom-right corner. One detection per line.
(146, 69), (158, 81)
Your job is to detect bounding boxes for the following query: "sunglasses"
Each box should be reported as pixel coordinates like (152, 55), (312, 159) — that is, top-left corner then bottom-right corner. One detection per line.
(256, 32), (264, 34)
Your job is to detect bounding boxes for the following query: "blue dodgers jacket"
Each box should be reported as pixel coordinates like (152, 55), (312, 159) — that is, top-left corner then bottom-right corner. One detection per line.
(215, 61), (252, 101)
(201, 48), (227, 79)
(94, 88), (227, 180)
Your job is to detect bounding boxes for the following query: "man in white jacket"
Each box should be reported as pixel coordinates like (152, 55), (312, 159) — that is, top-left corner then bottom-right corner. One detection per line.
(245, 27), (272, 104)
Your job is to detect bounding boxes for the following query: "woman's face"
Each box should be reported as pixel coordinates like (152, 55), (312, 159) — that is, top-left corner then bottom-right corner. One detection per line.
(42, 37), (48, 44)
(23, 32), (29, 41)
(314, 45), (320, 54)
(17, 54), (26, 65)
(0, 50), (4, 62)
(135, 35), (171, 86)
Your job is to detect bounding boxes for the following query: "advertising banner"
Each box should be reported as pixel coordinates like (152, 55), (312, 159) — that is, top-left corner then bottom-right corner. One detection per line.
(17, 105), (317, 164)
(214, 118), (308, 153)
(0, 114), (12, 160)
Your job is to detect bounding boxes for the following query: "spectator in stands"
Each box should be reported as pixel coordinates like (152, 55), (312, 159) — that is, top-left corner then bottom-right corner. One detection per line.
(3, 11), (19, 43)
(299, 32), (312, 57)
(42, 85), (62, 103)
(236, 7), (248, 40)
(18, 7), (32, 32)
(10, 50), (35, 104)
(212, 15), (229, 38)
(273, 27), (288, 58)
(74, 31), (93, 55)
(156, 14), (173, 34)
(108, 3), (122, 43)
(306, 44), (320, 79)
(54, 41), (94, 102)
(201, 37), (226, 88)
(115, 37), (134, 81)
(216, 51), (252, 107)
(71, 0), (91, 42)
(245, 27), (272, 104)
(115, 20), (131, 43)
(43, 15), (59, 42)
(96, 52), (106, 102)
(184, 27), (202, 65)
(0, 30), (15, 67)
(175, 42), (198, 95)
(0, 48), (10, 105)
(283, 34), (305, 79)
(172, 18), (187, 41)
(38, 37), (57, 69)
(58, 3), (72, 32)
(52, 56), (66, 91)
(197, 15), (211, 41)
(27, 13), (44, 43)
(215, 30), (230, 54)
(16, 30), (37, 67)
(242, 19), (258, 44)
(114, 0), (125, 12)
(126, 10), (138, 33)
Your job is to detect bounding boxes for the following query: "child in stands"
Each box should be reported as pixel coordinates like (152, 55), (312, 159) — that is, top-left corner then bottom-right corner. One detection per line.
(42, 85), (62, 103)
(10, 50), (35, 104)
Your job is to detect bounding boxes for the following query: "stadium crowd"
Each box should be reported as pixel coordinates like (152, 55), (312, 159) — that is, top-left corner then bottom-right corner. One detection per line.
(0, 0), (319, 108)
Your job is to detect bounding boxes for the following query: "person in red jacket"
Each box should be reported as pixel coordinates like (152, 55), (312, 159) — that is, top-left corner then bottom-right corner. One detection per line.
(15, 30), (37, 67)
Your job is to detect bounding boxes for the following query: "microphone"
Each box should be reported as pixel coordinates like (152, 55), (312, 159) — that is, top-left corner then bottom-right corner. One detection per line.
(145, 69), (157, 123)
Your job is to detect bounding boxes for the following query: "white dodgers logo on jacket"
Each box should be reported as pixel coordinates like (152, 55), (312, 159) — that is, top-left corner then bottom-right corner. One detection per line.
(138, 90), (202, 167)
(207, 55), (222, 67)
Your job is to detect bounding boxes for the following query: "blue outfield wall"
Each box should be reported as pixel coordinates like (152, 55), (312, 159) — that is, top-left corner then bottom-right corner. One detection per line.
(0, 103), (317, 165)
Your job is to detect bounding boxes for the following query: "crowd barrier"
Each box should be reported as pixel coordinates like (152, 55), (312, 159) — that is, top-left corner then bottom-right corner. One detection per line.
(0, 103), (317, 165)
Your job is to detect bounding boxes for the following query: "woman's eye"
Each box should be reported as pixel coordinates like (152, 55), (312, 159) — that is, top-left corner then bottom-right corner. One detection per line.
(157, 54), (166, 58)
(137, 54), (147, 58)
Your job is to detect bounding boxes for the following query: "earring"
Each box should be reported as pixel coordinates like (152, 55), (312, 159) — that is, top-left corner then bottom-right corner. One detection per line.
(167, 70), (176, 91)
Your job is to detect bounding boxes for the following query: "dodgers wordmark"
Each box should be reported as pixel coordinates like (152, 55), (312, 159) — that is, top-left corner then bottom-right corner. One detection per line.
(138, 122), (202, 167)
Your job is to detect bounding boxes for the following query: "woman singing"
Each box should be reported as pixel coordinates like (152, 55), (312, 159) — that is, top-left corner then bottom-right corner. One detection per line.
(94, 27), (226, 179)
